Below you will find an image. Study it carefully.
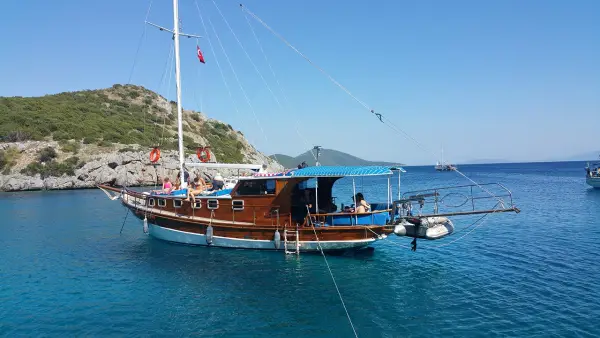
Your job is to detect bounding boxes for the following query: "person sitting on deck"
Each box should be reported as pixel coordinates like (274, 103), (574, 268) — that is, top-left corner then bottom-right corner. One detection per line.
(353, 193), (371, 214)
(174, 175), (181, 191)
(185, 177), (205, 202)
(153, 177), (173, 194)
(210, 173), (225, 191)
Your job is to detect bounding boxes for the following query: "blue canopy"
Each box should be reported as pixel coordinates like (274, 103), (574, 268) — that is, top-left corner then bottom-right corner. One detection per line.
(288, 166), (392, 177)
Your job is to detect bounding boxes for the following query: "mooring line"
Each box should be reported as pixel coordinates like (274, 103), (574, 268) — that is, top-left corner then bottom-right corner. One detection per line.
(306, 207), (359, 338)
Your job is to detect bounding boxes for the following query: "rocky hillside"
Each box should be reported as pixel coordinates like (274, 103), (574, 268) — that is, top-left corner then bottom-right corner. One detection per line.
(0, 84), (282, 191)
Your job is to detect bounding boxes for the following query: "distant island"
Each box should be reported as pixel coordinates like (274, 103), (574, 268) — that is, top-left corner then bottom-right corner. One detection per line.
(462, 158), (512, 165)
(559, 150), (600, 162)
(270, 148), (402, 169)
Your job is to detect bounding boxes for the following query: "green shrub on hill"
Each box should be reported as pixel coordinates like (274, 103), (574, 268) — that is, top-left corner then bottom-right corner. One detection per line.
(0, 87), (163, 146)
(21, 155), (84, 179)
(0, 147), (21, 174)
(59, 140), (80, 154)
(201, 121), (244, 163)
(0, 85), (246, 163)
(38, 147), (57, 163)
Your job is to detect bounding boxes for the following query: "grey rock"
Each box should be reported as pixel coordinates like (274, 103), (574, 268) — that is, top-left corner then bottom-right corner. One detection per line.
(0, 141), (283, 192)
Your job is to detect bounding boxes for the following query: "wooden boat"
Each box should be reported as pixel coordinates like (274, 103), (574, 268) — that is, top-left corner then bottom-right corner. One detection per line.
(100, 166), (394, 251)
(99, 166), (520, 252)
(98, 0), (520, 252)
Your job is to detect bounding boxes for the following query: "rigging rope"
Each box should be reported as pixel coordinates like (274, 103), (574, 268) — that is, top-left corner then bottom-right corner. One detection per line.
(242, 11), (317, 162)
(127, 0), (154, 85)
(194, 38), (204, 115)
(425, 203), (503, 248)
(213, 0), (316, 162)
(202, 2), (278, 165)
(306, 208), (359, 338)
(148, 42), (173, 147)
(194, 1), (245, 140)
(382, 203), (502, 251)
(240, 5), (506, 205)
(161, 44), (176, 147)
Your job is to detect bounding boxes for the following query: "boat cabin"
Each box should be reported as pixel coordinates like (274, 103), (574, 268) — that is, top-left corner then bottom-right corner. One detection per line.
(228, 166), (394, 227)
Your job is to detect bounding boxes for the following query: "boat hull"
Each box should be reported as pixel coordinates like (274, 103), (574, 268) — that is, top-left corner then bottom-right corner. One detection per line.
(102, 186), (385, 252)
(148, 223), (378, 251)
(587, 177), (600, 188)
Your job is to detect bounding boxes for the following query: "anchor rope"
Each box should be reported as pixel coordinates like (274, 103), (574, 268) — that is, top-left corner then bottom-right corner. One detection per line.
(241, 5), (507, 206)
(202, 1), (278, 165)
(120, 208), (130, 234)
(307, 208), (359, 338)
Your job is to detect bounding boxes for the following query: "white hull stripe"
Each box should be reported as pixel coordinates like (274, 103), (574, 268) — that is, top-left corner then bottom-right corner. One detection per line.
(148, 224), (377, 251)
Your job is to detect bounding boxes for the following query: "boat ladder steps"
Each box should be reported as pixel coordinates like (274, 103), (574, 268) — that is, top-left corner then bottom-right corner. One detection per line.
(283, 229), (300, 256)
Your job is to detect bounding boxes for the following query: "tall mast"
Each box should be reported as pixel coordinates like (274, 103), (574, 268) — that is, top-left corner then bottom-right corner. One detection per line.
(172, 0), (186, 188)
(441, 146), (444, 165)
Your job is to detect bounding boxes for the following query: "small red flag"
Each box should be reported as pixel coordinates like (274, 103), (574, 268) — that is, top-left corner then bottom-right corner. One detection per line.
(197, 45), (205, 64)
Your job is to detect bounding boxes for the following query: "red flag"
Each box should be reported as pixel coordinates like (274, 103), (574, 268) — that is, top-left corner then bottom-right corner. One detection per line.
(196, 45), (205, 64)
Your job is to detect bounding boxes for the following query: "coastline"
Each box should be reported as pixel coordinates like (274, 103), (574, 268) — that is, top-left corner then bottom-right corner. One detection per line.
(0, 141), (281, 192)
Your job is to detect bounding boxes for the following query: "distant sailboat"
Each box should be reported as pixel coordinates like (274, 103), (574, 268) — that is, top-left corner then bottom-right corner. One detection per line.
(585, 155), (600, 188)
(435, 147), (457, 171)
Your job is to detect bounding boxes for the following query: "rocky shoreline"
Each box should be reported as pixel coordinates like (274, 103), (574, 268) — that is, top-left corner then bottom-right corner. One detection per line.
(0, 141), (282, 192)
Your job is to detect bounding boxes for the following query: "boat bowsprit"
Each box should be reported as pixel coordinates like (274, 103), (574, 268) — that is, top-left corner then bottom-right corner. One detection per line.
(393, 217), (454, 240)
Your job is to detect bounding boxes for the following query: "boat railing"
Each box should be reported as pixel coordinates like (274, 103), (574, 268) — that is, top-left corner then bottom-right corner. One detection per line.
(304, 209), (392, 227)
(396, 183), (519, 218)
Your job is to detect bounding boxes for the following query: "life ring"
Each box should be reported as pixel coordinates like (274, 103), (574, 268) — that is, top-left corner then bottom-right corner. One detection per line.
(149, 147), (161, 163)
(197, 147), (211, 163)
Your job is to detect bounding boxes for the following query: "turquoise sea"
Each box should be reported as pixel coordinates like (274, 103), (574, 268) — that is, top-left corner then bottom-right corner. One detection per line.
(1, 161), (599, 337)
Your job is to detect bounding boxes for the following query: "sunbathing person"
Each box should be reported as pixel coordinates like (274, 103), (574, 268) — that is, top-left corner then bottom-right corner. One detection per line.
(153, 177), (173, 194)
(353, 193), (371, 213)
(185, 177), (206, 202)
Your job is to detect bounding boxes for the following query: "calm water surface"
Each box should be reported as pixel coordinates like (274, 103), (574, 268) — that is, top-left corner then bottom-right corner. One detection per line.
(1, 162), (599, 337)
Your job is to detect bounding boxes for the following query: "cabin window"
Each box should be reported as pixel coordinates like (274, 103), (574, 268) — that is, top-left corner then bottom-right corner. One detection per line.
(147, 198), (155, 207)
(173, 199), (183, 208)
(232, 200), (244, 211)
(192, 200), (202, 209)
(207, 199), (219, 210)
(158, 199), (166, 207)
(236, 179), (276, 196)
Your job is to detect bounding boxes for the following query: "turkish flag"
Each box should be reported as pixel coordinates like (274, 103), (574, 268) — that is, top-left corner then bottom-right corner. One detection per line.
(197, 45), (205, 64)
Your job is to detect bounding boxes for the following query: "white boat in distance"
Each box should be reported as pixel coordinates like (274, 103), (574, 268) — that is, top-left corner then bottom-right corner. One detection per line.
(585, 156), (600, 188)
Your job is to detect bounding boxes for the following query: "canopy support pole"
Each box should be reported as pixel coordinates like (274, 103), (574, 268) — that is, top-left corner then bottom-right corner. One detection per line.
(352, 178), (357, 224)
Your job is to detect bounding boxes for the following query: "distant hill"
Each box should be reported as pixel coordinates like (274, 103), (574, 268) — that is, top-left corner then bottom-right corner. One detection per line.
(562, 150), (600, 162)
(463, 158), (512, 165)
(270, 148), (401, 169)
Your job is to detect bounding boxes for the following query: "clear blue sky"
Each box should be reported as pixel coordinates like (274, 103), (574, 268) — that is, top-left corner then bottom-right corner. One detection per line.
(1, 0), (599, 165)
